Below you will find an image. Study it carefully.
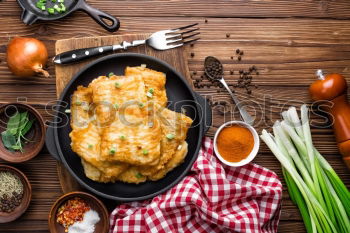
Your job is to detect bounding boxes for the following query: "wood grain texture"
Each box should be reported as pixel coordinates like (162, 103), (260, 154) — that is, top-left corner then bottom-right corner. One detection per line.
(1, 0), (350, 19)
(0, 0), (349, 232)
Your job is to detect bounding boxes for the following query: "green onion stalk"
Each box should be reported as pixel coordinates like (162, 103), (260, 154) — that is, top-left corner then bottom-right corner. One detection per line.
(260, 105), (350, 233)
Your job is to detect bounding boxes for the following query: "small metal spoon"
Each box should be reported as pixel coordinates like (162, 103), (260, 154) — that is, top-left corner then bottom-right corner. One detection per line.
(204, 56), (254, 125)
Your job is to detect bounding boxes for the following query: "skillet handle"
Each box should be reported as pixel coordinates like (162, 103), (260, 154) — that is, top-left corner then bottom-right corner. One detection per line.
(79, 2), (120, 32)
(21, 9), (38, 25)
(45, 124), (61, 161)
(194, 92), (212, 134)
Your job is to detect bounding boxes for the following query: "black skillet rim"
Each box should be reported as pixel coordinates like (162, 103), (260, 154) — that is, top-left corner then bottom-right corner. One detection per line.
(53, 53), (204, 201)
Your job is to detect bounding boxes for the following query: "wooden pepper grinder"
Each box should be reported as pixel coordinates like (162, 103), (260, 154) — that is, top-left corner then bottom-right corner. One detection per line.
(309, 70), (350, 169)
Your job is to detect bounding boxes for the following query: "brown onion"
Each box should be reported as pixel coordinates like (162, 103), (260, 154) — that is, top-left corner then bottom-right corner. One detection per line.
(7, 37), (49, 78)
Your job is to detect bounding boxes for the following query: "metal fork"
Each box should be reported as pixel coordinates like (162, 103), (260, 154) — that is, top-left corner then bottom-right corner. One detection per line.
(53, 23), (200, 65)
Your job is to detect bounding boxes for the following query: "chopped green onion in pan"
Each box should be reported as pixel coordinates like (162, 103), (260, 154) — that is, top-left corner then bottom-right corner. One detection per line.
(35, 0), (67, 14)
(47, 8), (55, 14)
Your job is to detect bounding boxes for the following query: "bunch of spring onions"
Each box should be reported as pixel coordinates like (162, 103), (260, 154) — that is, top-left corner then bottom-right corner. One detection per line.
(260, 105), (350, 233)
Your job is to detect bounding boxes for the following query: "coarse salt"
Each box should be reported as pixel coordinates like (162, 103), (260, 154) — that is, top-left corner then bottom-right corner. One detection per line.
(68, 209), (100, 233)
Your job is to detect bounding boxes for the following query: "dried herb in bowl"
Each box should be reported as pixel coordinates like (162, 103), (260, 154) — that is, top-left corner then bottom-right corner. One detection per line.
(0, 171), (23, 213)
(1, 111), (35, 152)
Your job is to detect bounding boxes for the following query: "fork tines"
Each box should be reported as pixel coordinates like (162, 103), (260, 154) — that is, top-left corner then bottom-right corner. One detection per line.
(167, 23), (200, 45)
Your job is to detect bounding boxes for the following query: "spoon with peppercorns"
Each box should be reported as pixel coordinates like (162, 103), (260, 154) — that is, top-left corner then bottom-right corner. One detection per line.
(204, 56), (254, 125)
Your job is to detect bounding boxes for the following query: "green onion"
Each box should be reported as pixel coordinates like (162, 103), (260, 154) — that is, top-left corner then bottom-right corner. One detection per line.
(135, 172), (143, 178)
(108, 72), (115, 77)
(60, 3), (66, 12)
(148, 88), (154, 94)
(261, 105), (350, 233)
(119, 135), (126, 140)
(138, 103), (144, 108)
(88, 144), (93, 149)
(142, 149), (149, 155)
(115, 82), (121, 88)
(109, 148), (116, 155)
(75, 101), (82, 106)
(146, 92), (153, 98)
(47, 8), (55, 14)
(166, 134), (175, 140)
(114, 104), (119, 109)
(65, 109), (71, 114)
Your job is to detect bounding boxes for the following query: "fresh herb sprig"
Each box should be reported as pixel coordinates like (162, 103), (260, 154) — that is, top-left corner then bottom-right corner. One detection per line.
(1, 111), (35, 152)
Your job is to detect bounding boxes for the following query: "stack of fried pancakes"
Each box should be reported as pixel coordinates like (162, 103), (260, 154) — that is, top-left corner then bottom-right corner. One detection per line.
(69, 66), (193, 184)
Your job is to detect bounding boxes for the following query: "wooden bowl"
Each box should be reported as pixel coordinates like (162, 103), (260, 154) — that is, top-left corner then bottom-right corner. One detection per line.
(0, 103), (45, 163)
(0, 164), (32, 223)
(48, 192), (109, 233)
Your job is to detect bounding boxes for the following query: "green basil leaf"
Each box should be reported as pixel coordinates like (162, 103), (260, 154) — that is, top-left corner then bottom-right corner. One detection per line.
(21, 119), (35, 136)
(7, 112), (21, 135)
(1, 131), (16, 149)
(18, 112), (29, 134)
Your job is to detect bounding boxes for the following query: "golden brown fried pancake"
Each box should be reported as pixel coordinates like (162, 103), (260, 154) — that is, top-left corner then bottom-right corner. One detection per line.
(125, 66), (167, 107)
(138, 107), (193, 176)
(70, 86), (129, 178)
(117, 166), (147, 184)
(70, 67), (192, 184)
(148, 141), (188, 181)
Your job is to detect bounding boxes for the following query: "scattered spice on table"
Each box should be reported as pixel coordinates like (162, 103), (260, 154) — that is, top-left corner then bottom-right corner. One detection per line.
(56, 197), (91, 232)
(216, 125), (254, 162)
(192, 51), (259, 100)
(0, 171), (24, 213)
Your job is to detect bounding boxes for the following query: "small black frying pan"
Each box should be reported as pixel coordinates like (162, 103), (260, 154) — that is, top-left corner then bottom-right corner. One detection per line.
(17, 0), (120, 32)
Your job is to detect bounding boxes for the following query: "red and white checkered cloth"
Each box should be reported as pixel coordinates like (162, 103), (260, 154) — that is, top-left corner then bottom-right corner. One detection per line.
(109, 137), (282, 233)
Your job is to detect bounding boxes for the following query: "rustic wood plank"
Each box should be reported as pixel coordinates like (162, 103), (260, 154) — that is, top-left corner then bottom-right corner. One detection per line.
(2, 0), (350, 19)
(54, 34), (193, 194)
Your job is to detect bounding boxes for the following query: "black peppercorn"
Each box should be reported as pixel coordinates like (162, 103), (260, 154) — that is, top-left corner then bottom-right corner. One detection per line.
(238, 56), (241, 61)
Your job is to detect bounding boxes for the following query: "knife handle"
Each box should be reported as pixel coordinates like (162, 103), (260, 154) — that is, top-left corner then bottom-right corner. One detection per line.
(53, 45), (114, 65)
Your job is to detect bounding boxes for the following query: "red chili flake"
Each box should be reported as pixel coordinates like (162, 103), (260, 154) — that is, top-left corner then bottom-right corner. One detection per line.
(56, 197), (91, 232)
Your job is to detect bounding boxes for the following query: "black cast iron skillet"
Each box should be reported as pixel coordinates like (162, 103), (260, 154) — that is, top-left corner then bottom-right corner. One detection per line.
(17, 0), (120, 32)
(45, 53), (212, 201)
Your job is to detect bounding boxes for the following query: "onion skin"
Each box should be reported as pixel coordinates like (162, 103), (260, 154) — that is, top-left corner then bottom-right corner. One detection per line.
(7, 37), (49, 78)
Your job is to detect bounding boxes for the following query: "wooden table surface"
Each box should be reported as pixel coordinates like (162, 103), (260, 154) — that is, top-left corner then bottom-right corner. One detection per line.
(1, 1), (350, 232)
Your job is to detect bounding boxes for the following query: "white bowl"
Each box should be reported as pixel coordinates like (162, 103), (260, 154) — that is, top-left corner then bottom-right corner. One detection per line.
(213, 121), (260, 167)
